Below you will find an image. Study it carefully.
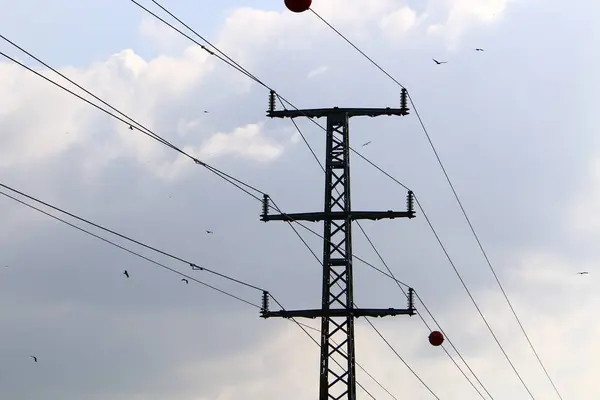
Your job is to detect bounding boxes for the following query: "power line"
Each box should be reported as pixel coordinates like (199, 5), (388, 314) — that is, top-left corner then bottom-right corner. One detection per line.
(0, 34), (265, 203)
(0, 189), (260, 309)
(0, 182), (265, 292)
(131, 0), (267, 87)
(309, 7), (563, 400)
(309, 9), (406, 89)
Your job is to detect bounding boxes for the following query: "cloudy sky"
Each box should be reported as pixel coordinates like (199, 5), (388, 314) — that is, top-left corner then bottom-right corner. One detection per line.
(1, 0), (599, 399)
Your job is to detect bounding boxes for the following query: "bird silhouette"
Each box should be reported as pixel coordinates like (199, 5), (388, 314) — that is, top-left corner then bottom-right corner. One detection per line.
(474, 48), (484, 51)
(181, 278), (189, 284)
(432, 58), (447, 65)
(123, 270), (129, 278)
(362, 141), (372, 147)
(204, 110), (209, 113)
(206, 230), (214, 234)
(128, 125), (133, 130)
(30, 356), (38, 362)
(577, 271), (589, 275)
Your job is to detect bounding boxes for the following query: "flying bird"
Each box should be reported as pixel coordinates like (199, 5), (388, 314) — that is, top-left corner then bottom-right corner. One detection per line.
(474, 48), (484, 51)
(206, 230), (214, 234)
(30, 356), (38, 363)
(204, 110), (209, 113)
(181, 278), (189, 284)
(577, 271), (589, 275)
(123, 270), (130, 278)
(362, 141), (372, 147)
(432, 58), (447, 65)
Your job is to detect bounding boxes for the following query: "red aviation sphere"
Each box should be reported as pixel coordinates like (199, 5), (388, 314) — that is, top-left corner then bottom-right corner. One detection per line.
(428, 331), (444, 346)
(284, 0), (312, 13)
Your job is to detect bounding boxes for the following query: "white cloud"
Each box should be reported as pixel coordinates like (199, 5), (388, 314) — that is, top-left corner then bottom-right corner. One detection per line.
(195, 123), (285, 163)
(139, 14), (184, 52)
(307, 65), (329, 79)
(569, 157), (600, 235)
(0, 46), (287, 180)
(426, 0), (510, 46)
(380, 6), (419, 37)
(1, 0), (597, 399)
(514, 251), (596, 286)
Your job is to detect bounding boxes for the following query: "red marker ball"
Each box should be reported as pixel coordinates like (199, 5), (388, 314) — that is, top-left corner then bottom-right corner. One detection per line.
(428, 331), (444, 346)
(284, 0), (312, 13)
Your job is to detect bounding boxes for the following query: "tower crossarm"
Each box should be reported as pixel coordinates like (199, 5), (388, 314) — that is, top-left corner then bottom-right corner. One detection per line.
(261, 210), (415, 222)
(262, 307), (416, 319)
(267, 107), (409, 119)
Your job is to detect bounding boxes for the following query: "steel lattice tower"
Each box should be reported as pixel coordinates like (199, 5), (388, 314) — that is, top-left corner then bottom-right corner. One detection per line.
(260, 89), (416, 400)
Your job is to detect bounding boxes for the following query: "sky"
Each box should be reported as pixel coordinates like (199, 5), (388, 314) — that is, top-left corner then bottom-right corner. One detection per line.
(1, 0), (599, 399)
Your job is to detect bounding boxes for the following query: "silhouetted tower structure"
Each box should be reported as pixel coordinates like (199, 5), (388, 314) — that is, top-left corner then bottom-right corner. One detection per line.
(260, 89), (416, 400)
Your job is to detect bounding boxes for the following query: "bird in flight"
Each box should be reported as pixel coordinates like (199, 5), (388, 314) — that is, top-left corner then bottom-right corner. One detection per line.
(432, 58), (447, 65)
(204, 110), (209, 113)
(123, 270), (130, 278)
(30, 356), (38, 363)
(206, 230), (214, 234)
(181, 278), (189, 284)
(576, 271), (589, 275)
(362, 141), (372, 147)
(474, 48), (484, 51)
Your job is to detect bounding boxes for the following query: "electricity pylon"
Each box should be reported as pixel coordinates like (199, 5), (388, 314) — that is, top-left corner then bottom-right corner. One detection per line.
(260, 89), (416, 400)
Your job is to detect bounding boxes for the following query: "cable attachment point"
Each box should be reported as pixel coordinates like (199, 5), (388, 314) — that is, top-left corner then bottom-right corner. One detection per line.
(193, 158), (205, 166)
(261, 290), (270, 318)
(190, 263), (204, 271)
(406, 190), (415, 218)
(400, 88), (410, 115)
(261, 194), (270, 222)
(268, 90), (276, 115)
(408, 287), (415, 315)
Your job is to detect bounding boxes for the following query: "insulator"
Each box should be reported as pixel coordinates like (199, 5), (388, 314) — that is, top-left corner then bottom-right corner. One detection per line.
(406, 190), (414, 213)
(400, 88), (409, 114)
(408, 287), (415, 312)
(261, 291), (270, 317)
(261, 194), (270, 221)
(268, 90), (276, 113)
